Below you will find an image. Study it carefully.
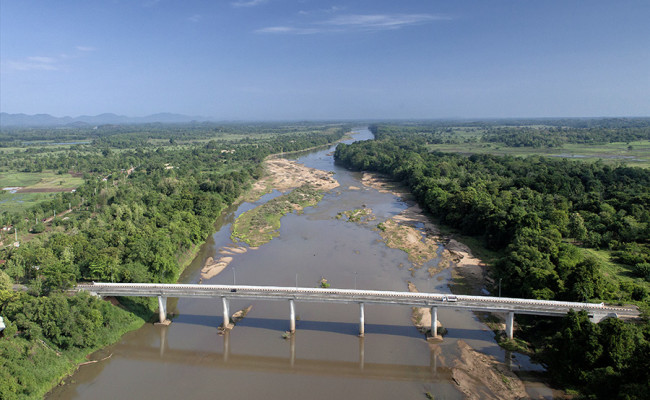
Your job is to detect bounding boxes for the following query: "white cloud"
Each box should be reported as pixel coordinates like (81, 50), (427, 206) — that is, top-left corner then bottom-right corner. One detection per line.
(298, 6), (345, 16)
(3, 46), (96, 72)
(231, 0), (267, 8)
(324, 14), (448, 30)
(255, 26), (320, 34)
(26, 56), (57, 64)
(5, 57), (59, 71)
(257, 13), (449, 34)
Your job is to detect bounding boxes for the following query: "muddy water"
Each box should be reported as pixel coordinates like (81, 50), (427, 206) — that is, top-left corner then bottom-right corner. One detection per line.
(47, 128), (551, 399)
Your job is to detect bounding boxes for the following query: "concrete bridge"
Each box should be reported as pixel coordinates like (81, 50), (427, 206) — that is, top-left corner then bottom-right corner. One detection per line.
(77, 282), (640, 339)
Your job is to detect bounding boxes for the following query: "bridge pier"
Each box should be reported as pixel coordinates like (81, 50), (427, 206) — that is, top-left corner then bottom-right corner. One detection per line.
(430, 306), (438, 338)
(505, 311), (514, 339)
(289, 299), (296, 333)
(359, 303), (365, 337)
(157, 296), (167, 324)
(222, 297), (230, 328)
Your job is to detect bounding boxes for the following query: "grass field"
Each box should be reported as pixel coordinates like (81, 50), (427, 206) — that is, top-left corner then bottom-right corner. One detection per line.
(0, 142), (90, 154)
(427, 136), (650, 168)
(0, 171), (84, 213)
(581, 247), (649, 292)
(0, 171), (83, 189)
(0, 192), (60, 214)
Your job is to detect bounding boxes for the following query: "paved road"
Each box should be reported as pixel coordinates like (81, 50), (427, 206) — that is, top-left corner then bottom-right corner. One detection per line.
(77, 283), (639, 320)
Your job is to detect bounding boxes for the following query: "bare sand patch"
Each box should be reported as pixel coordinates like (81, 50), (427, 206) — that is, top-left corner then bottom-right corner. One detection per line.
(226, 246), (247, 254)
(451, 340), (528, 400)
(378, 219), (439, 267)
(360, 173), (409, 196)
(201, 256), (234, 280)
(249, 158), (339, 200)
(443, 239), (486, 294)
(219, 305), (253, 333)
(392, 204), (441, 236)
(231, 305), (252, 325)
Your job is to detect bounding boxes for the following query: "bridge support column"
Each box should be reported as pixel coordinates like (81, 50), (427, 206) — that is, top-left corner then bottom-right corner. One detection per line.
(157, 296), (167, 324)
(430, 306), (438, 338)
(359, 303), (365, 337)
(505, 311), (514, 339)
(221, 297), (230, 328)
(289, 299), (296, 333)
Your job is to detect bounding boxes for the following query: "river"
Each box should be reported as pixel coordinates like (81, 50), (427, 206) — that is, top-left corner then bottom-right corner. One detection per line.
(47, 128), (553, 399)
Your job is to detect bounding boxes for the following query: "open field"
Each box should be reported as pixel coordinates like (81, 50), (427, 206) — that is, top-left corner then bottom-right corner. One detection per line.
(0, 171), (84, 213)
(0, 171), (83, 190)
(428, 138), (650, 168)
(581, 247), (650, 294)
(0, 192), (60, 214)
(0, 142), (91, 154)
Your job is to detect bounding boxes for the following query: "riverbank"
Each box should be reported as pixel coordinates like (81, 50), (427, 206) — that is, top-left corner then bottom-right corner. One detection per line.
(356, 172), (542, 398)
(4, 295), (145, 400)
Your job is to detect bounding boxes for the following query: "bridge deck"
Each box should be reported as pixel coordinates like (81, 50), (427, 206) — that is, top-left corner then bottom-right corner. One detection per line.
(77, 283), (639, 319)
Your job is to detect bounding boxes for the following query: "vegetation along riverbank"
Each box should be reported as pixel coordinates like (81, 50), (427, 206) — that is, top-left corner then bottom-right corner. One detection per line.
(0, 123), (347, 399)
(335, 120), (650, 399)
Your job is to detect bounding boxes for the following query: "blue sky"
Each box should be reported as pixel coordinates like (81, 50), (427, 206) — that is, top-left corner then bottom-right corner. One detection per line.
(1, 0), (649, 120)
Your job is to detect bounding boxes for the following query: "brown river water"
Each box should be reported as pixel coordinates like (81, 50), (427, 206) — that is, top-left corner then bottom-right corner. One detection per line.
(47, 128), (553, 399)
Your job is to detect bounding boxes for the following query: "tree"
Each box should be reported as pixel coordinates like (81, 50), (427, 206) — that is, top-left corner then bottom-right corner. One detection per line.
(544, 310), (603, 384)
(42, 262), (76, 293)
(568, 212), (588, 241)
(0, 270), (12, 291)
(565, 257), (604, 301)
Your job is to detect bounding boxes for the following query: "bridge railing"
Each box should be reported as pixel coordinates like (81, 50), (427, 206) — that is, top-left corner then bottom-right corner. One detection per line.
(77, 282), (639, 339)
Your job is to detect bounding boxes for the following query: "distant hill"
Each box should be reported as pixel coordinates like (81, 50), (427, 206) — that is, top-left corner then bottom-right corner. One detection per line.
(0, 112), (207, 127)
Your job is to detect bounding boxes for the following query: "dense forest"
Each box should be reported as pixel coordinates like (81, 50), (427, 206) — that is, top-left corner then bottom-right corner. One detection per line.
(335, 124), (649, 399)
(482, 126), (650, 148)
(0, 123), (346, 399)
(370, 118), (650, 148)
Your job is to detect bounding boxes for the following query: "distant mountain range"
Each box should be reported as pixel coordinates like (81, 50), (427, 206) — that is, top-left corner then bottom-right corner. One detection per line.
(0, 112), (209, 127)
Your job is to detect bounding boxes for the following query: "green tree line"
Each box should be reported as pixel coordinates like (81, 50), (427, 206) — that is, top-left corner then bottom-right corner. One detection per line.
(0, 123), (346, 399)
(335, 127), (649, 398)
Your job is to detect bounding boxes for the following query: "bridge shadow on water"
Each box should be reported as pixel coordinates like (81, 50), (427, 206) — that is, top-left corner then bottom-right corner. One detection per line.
(171, 313), (422, 338)
(170, 313), (507, 343)
(123, 325), (452, 383)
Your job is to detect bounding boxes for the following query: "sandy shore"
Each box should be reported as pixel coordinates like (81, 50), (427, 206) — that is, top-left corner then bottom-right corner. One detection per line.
(379, 219), (440, 268)
(249, 158), (339, 200)
(200, 245), (248, 280)
(451, 340), (528, 400)
(361, 173), (410, 196)
(361, 173), (486, 287)
(360, 172), (531, 398)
